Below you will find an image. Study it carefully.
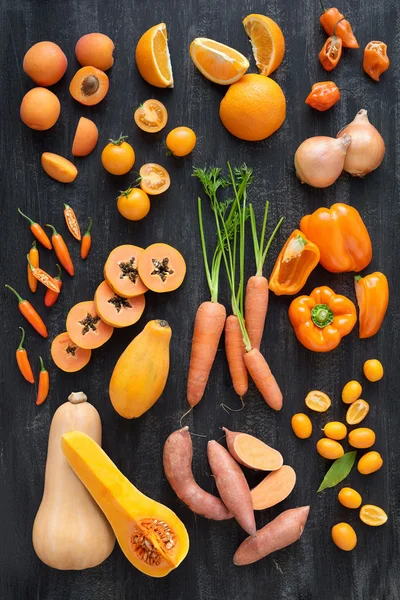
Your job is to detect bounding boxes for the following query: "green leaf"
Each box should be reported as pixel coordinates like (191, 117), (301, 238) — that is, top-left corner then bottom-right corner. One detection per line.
(317, 451), (357, 492)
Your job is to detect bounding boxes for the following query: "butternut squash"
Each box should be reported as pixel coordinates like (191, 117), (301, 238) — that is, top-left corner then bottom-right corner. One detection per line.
(61, 430), (189, 577)
(32, 392), (115, 570)
(109, 319), (171, 418)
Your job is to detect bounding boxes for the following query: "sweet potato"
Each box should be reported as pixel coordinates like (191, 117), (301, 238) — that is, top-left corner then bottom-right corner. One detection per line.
(233, 506), (310, 566)
(251, 465), (296, 510)
(223, 427), (283, 471)
(207, 440), (256, 536)
(163, 427), (232, 520)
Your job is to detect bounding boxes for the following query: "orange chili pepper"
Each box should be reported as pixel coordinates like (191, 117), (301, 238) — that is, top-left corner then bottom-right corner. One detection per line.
(363, 41), (390, 82)
(81, 217), (92, 259)
(18, 208), (52, 250)
(319, 3), (358, 48)
(355, 272), (389, 339)
(16, 327), (34, 383)
(44, 264), (62, 307)
(269, 230), (320, 296)
(5, 285), (48, 338)
(27, 241), (39, 293)
(36, 356), (50, 405)
(64, 203), (81, 241)
(46, 223), (75, 276)
(27, 255), (60, 293)
(300, 203), (372, 273)
(289, 286), (357, 352)
(319, 19), (344, 72)
(305, 81), (340, 111)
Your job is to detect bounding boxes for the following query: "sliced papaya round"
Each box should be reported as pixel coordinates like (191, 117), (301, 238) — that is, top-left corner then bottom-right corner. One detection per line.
(66, 300), (114, 349)
(104, 245), (148, 298)
(94, 280), (146, 328)
(51, 332), (92, 372)
(138, 243), (186, 293)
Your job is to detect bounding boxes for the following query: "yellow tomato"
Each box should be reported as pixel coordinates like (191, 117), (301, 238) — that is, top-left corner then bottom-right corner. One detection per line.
(316, 438), (344, 459)
(359, 505), (388, 526)
(346, 399), (369, 425)
(357, 451), (383, 475)
(134, 99), (168, 133)
(363, 359), (384, 382)
(331, 522), (357, 551)
(101, 135), (135, 175)
(291, 413), (312, 439)
(305, 390), (331, 412)
(323, 421), (347, 440)
(342, 380), (362, 404)
(117, 187), (150, 221)
(338, 487), (362, 509)
(348, 427), (375, 449)
(166, 126), (197, 157)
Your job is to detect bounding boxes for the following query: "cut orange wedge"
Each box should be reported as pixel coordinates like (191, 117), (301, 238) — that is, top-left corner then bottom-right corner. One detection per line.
(359, 505), (388, 526)
(346, 399), (370, 425)
(243, 14), (285, 77)
(136, 23), (173, 88)
(189, 38), (249, 85)
(305, 390), (331, 412)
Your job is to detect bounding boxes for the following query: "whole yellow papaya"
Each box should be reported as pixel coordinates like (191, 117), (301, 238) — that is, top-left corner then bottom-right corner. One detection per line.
(109, 319), (171, 418)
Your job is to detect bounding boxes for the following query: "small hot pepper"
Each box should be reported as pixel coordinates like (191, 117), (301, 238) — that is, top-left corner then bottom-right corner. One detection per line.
(27, 241), (39, 293)
(5, 285), (48, 338)
(18, 208), (52, 250)
(16, 327), (34, 383)
(64, 203), (81, 241)
(319, 3), (359, 48)
(305, 81), (340, 111)
(36, 356), (50, 405)
(363, 41), (390, 82)
(289, 286), (357, 352)
(46, 223), (74, 276)
(269, 230), (320, 296)
(319, 19), (344, 71)
(355, 272), (389, 339)
(81, 217), (92, 260)
(27, 255), (60, 293)
(44, 264), (63, 307)
(300, 203), (372, 273)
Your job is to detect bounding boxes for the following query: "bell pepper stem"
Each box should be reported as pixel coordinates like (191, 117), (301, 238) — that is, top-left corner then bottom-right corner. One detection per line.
(311, 304), (334, 328)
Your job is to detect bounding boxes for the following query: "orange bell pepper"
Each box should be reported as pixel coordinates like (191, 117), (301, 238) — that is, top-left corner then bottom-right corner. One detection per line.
(363, 41), (390, 82)
(269, 230), (320, 296)
(319, 6), (359, 49)
(300, 203), (372, 273)
(289, 286), (357, 352)
(355, 272), (389, 339)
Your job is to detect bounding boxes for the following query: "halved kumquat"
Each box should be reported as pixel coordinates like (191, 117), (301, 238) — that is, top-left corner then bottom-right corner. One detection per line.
(346, 399), (370, 425)
(359, 505), (388, 526)
(305, 390), (331, 412)
(189, 37), (249, 85)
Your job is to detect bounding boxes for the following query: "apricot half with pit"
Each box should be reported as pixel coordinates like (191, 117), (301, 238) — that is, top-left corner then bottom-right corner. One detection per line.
(69, 66), (109, 106)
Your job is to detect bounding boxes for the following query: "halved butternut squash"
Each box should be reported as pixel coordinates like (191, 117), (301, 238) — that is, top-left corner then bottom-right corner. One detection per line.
(51, 332), (92, 372)
(61, 430), (189, 577)
(138, 243), (186, 293)
(104, 245), (148, 298)
(66, 301), (114, 349)
(94, 280), (145, 328)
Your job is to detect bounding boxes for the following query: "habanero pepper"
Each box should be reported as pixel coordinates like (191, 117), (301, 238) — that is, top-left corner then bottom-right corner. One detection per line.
(46, 223), (75, 276)
(5, 285), (48, 338)
(16, 327), (35, 384)
(26, 255), (60, 293)
(300, 203), (372, 273)
(269, 230), (320, 296)
(18, 208), (52, 250)
(319, 19), (344, 72)
(355, 272), (389, 339)
(305, 81), (340, 111)
(27, 241), (39, 293)
(289, 286), (357, 352)
(319, 3), (359, 48)
(44, 264), (62, 308)
(363, 41), (390, 82)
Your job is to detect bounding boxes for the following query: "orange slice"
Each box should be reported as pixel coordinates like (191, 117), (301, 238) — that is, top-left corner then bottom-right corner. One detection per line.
(305, 390), (331, 412)
(243, 14), (285, 77)
(359, 505), (388, 526)
(189, 38), (249, 85)
(135, 23), (173, 88)
(346, 399), (370, 425)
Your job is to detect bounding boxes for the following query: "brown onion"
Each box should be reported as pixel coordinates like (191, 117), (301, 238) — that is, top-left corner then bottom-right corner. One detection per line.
(294, 135), (351, 188)
(337, 109), (385, 177)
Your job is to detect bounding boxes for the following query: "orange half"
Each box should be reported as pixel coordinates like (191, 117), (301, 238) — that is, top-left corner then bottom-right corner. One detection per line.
(136, 23), (173, 88)
(243, 14), (285, 77)
(189, 38), (249, 85)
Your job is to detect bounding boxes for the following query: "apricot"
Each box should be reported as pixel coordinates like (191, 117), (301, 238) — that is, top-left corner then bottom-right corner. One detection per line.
(69, 66), (109, 106)
(41, 153), (78, 183)
(20, 88), (60, 130)
(75, 33), (115, 71)
(72, 117), (99, 156)
(23, 41), (67, 86)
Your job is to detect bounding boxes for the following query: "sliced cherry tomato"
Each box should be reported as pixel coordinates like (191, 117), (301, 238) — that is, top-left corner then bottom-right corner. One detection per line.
(134, 99), (168, 133)
(139, 163), (170, 195)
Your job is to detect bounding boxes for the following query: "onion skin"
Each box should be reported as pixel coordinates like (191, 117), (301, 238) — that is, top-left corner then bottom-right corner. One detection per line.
(294, 135), (351, 188)
(337, 109), (385, 177)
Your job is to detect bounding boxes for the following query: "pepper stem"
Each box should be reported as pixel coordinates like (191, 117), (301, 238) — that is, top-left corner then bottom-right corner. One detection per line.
(333, 17), (346, 36)
(5, 284), (24, 303)
(31, 241), (37, 250)
(26, 254), (35, 271)
(39, 356), (46, 372)
(311, 304), (334, 328)
(45, 223), (57, 235)
(55, 264), (62, 280)
(354, 275), (362, 282)
(84, 217), (93, 236)
(319, 0), (327, 13)
(18, 208), (34, 225)
(108, 134), (128, 146)
(18, 327), (26, 350)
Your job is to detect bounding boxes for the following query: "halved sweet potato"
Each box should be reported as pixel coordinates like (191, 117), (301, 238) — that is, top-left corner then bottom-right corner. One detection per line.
(251, 465), (296, 510)
(51, 332), (92, 372)
(94, 280), (145, 328)
(223, 427), (283, 471)
(138, 243), (186, 293)
(104, 245), (148, 299)
(66, 301), (114, 349)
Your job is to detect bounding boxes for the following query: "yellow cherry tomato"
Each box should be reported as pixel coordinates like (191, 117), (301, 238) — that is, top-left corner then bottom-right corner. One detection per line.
(331, 522), (357, 551)
(357, 451), (383, 475)
(117, 187), (150, 221)
(101, 135), (135, 175)
(323, 421), (347, 440)
(348, 427), (375, 449)
(291, 413), (312, 439)
(134, 99), (168, 133)
(363, 359), (384, 382)
(342, 380), (362, 404)
(139, 163), (171, 195)
(166, 126), (197, 157)
(338, 487), (362, 509)
(346, 399), (370, 425)
(305, 390), (331, 412)
(359, 504), (388, 526)
(316, 438), (344, 459)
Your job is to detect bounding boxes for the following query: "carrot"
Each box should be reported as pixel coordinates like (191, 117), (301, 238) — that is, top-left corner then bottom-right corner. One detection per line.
(244, 348), (283, 411)
(27, 241), (39, 293)
(224, 315), (248, 396)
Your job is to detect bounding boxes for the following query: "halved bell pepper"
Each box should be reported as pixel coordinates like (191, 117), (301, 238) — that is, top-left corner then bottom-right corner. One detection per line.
(300, 203), (372, 273)
(355, 272), (389, 339)
(289, 286), (357, 352)
(269, 230), (320, 295)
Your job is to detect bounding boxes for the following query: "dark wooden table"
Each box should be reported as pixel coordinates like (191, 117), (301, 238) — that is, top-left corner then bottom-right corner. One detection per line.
(1, 1), (398, 598)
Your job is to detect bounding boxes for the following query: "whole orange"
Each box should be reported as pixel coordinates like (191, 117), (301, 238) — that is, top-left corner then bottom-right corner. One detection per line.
(219, 73), (286, 141)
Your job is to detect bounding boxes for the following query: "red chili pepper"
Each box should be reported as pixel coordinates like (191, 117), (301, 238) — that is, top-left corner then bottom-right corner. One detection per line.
(36, 356), (50, 405)
(44, 264), (63, 307)
(319, 19), (344, 72)
(64, 204), (81, 241)
(18, 208), (52, 250)
(46, 223), (75, 276)
(319, 3), (358, 48)
(5, 285), (48, 338)
(81, 218), (92, 260)
(27, 255), (60, 293)
(16, 327), (35, 383)
(305, 81), (340, 111)
(27, 241), (39, 293)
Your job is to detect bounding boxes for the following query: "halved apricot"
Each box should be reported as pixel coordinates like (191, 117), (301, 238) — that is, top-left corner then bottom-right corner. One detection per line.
(94, 280), (146, 328)
(104, 245), (148, 298)
(69, 66), (109, 106)
(134, 99), (168, 133)
(66, 301), (114, 349)
(41, 152), (78, 183)
(72, 117), (99, 156)
(51, 332), (92, 372)
(75, 33), (115, 71)
(139, 163), (170, 195)
(138, 243), (186, 292)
